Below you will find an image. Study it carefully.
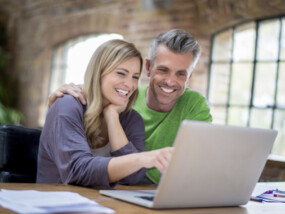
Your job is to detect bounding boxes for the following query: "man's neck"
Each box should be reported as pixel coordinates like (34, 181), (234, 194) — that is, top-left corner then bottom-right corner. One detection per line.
(146, 87), (176, 113)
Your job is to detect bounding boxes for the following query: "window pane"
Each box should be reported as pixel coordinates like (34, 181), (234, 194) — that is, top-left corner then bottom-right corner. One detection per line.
(272, 110), (285, 156)
(212, 29), (233, 62)
(277, 62), (285, 106)
(209, 63), (230, 105)
(228, 107), (249, 126)
(50, 33), (123, 94)
(65, 34), (123, 84)
(280, 18), (285, 60)
(253, 62), (277, 107)
(249, 108), (272, 129)
(257, 19), (280, 61)
(229, 63), (253, 105)
(210, 106), (226, 124)
(233, 22), (256, 61)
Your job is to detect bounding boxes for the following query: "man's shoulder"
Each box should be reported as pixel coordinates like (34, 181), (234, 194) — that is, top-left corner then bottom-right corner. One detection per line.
(181, 88), (207, 101)
(177, 88), (212, 121)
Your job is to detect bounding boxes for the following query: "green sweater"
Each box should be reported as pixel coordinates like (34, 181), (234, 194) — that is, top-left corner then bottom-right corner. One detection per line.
(133, 85), (212, 184)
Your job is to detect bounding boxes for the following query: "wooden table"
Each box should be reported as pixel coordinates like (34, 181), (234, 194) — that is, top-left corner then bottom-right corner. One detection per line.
(0, 182), (284, 214)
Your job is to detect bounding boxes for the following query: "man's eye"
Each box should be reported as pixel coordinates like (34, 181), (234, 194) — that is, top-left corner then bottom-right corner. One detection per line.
(158, 68), (167, 72)
(178, 72), (186, 76)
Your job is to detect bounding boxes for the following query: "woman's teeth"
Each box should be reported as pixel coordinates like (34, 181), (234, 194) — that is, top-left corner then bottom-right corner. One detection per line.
(116, 89), (129, 95)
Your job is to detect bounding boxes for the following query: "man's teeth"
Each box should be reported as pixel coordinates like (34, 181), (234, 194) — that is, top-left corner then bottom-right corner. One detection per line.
(161, 87), (174, 93)
(116, 89), (129, 95)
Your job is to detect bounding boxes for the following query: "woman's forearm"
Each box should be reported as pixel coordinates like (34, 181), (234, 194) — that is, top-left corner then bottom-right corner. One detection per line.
(106, 114), (129, 151)
(107, 147), (173, 183)
(107, 153), (144, 183)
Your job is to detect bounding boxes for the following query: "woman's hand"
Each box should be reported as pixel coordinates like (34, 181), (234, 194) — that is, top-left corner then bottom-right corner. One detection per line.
(108, 147), (174, 183)
(139, 147), (173, 173)
(103, 102), (128, 121)
(103, 102), (129, 152)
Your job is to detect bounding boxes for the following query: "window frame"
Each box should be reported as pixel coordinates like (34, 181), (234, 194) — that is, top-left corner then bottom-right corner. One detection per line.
(207, 15), (285, 156)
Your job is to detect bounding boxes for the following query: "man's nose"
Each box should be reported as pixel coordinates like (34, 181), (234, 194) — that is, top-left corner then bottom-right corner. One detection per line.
(164, 74), (176, 87)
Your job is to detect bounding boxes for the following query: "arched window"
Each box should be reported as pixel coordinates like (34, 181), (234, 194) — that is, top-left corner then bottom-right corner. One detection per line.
(208, 16), (285, 157)
(49, 33), (123, 94)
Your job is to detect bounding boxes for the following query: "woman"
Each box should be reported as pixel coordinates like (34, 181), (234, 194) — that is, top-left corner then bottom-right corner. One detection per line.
(37, 40), (172, 188)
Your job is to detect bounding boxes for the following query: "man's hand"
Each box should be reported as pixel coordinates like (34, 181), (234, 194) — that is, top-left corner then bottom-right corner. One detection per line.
(48, 83), (86, 107)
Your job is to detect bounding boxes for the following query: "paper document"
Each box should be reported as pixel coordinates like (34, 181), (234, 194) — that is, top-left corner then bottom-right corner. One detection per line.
(0, 189), (114, 214)
(251, 182), (285, 203)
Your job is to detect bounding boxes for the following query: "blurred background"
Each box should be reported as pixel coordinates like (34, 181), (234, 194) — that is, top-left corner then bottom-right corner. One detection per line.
(0, 0), (285, 180)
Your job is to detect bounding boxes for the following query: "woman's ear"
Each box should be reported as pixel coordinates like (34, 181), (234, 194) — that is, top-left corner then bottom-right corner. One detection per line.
(145, 59), (151, 77)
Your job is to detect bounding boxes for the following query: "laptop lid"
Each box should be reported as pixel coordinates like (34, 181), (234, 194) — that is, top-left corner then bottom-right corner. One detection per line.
(153, 120), (277, 208)
(100, 120), (277, 209)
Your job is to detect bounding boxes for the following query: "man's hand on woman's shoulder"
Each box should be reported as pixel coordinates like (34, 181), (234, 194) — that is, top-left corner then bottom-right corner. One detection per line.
(48, 83), (86, 107)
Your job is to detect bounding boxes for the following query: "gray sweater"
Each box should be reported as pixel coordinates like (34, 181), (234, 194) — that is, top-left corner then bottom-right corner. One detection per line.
(37, 95), (146, 188)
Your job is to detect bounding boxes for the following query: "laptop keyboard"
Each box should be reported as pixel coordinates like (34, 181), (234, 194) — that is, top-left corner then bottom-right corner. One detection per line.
(137, 196), (154, 201)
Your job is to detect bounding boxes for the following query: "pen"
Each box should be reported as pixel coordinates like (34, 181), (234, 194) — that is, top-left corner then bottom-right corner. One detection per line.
(250, 197), (263, 202)
(273, 193), (285, 198)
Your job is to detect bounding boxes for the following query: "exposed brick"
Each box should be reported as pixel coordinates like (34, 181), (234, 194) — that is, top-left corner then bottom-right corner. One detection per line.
(0, 0), (284, 132)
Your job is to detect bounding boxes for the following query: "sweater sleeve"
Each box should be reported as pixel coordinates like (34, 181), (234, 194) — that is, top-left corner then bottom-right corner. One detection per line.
(43, 95), (114, 188)
(110, 109), (147, 185)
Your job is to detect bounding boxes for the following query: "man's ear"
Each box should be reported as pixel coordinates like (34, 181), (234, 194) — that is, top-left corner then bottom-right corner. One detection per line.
(145, 59), (151, 77)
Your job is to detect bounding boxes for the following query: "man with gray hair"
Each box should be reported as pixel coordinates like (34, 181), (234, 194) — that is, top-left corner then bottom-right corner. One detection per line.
(132, 29), (212, 184)
(48, 29), (212, 184)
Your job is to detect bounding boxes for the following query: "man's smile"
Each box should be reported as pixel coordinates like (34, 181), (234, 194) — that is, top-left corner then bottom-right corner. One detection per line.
(160, 86), (175, 94)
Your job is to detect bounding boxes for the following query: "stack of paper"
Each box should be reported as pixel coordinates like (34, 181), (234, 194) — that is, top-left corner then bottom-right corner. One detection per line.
(0, 189), (114, 213)
(251, 189), (285, 203)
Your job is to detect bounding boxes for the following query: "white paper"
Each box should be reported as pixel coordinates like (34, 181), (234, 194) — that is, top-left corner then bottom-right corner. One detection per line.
(0, 189), (114, 214)
(251, 182), (285, 203)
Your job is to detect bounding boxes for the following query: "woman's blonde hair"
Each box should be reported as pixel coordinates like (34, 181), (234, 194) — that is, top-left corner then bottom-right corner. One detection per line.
(83, 39), (143, 149)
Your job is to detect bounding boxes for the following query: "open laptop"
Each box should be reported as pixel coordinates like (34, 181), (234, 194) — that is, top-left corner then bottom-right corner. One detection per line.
(100, 120), (278, 209)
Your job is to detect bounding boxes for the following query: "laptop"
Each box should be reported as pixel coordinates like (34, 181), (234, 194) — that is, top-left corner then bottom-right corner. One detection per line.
(100, 120), (278, 209)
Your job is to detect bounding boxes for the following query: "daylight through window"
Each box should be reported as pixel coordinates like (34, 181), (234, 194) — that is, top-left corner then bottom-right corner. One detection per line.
(208, 17), (285, 157)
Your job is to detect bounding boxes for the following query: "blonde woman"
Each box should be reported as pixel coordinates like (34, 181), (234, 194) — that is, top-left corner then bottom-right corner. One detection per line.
(37, 40), (172, 187)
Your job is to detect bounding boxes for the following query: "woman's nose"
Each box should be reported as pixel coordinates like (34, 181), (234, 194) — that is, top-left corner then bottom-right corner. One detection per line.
(125, 76), (137, 90)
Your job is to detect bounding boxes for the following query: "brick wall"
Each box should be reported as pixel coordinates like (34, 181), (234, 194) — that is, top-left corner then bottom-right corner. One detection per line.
(1, 0), (285, 181)
(1, 0), (284, 127)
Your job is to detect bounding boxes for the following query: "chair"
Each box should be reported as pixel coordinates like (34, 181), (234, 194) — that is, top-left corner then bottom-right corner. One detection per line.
(0, 125), (41, 182)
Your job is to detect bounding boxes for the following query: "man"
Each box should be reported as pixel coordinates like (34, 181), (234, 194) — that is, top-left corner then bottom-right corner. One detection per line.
(48, 29), (212, 184)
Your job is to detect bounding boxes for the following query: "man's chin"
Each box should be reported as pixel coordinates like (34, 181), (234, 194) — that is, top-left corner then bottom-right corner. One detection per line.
(157, 98), (177, 106)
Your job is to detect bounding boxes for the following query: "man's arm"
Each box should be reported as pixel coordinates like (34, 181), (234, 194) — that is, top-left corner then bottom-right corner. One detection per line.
(49, 83), (86, 107)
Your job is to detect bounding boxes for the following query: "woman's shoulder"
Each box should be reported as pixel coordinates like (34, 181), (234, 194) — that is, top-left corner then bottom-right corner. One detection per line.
(51, 94), (85, 118)
(121, 109), (143, 121)
(119, 109), (144, 127)
(119, 109), (145, 135)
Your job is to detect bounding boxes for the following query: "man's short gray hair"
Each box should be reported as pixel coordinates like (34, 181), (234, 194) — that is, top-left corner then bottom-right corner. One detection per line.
(149, 29), (201, 72)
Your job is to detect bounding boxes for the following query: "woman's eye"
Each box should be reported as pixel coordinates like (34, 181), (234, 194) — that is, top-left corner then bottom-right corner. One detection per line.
(133, 76), (139, 80)
(117, 72), (125, 76)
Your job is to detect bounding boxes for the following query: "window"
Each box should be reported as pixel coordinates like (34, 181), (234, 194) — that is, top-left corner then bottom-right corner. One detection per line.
(49, 33), (123, 94)
(208, 17), (285, 157)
